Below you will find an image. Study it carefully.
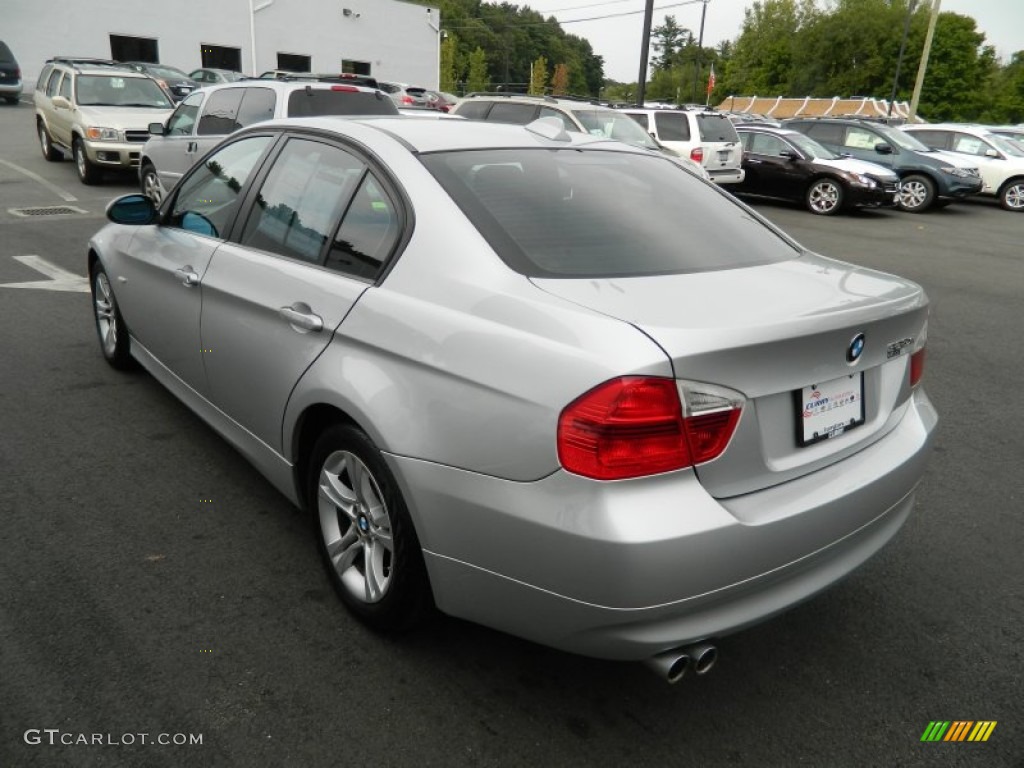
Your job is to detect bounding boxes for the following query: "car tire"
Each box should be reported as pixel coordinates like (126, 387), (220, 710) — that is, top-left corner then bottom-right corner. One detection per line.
(309, 424), (432, 631)
(73, 137), (101, 185)
(90, 261), (134, 370)
(6, 96), (20, 105)
(38, 120), (61, 161)
(806, 178), (844, 215)
(897, 174), (935, 213)
(140, 162), (164, 205)
(998, 178), (1024, 211)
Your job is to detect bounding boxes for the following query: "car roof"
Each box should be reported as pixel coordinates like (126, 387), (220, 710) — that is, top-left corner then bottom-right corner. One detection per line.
(197, 80), (383, 96)
(462, 93), (621, 114)
(735, 125), (803, 137)
(250, 115), (650, 154)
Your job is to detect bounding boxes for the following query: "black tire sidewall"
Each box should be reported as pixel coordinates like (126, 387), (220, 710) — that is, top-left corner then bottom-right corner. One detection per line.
(74, 138), (99, 185)
(307, 424), (431, 631)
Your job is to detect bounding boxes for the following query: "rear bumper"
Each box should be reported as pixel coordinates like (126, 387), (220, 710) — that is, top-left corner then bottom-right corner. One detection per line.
(388, 388), (937, 660)
(0, 82), (22, 98)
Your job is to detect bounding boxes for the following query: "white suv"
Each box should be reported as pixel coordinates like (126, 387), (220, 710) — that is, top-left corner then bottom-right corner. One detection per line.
(900, 123), (1024, 211)
(139, 79), (397, 203)
(619, 107), (744, 185)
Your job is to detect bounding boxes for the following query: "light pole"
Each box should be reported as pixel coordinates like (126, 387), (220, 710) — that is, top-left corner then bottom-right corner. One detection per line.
(888, 0), (917, 118)
(692, 0), (709, 105)
(636, 0), (655, 105)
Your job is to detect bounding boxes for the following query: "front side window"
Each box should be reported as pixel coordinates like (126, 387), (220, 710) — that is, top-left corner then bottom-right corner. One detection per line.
(166, 92), (204, 136)
(75, 75), (172, 108)
(197, 88), (244, 135)
(422, 148), (798, 278)
(654, 112), (691, 142)
(241, 138), (366, 263)
(951, 133), (991, 156)
(843, 127), (881, 150)
(748, 132), (787, 156)
(169, 135), (273, 238)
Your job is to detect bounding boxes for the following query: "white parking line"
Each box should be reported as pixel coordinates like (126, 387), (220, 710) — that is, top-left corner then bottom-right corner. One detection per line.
(0, 254), (89, 293)
(0, 157), (78, 202)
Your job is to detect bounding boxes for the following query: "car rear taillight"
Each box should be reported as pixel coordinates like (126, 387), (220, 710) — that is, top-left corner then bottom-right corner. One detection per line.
(331, 85), (358, 92)
(557, 377), (743, 480)
(690, 147), (704, 163)
(910, 348), (926, 388)
(401, 94), (414, 104)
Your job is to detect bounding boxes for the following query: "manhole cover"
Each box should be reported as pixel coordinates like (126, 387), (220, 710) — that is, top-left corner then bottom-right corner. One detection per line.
(9, 205), (88, 217)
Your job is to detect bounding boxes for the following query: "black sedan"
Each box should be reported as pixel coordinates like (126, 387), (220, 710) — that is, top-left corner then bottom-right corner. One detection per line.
(122, 62), (198, 102)
(733, 126), (900, 215)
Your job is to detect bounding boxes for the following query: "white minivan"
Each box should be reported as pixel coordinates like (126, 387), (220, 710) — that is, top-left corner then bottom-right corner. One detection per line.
(620, 107), (744, 185)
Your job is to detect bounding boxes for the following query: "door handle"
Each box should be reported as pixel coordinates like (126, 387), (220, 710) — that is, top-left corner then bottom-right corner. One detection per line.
(279, 304), (323, 333)
(746, 158), (762, 164)
(175, 266), (199, 287)
(187, 141), (198, 153)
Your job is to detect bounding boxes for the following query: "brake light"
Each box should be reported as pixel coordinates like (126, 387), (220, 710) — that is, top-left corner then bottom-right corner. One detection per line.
(401, 94), (414, 104)
(690, 147), (704, 163)
(910, 348), (926, 388)
(331, 85), (358, 92)
(557, 377), (743, 480)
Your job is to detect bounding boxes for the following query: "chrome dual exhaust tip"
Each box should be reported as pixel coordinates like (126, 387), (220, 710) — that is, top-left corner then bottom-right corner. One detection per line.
(644, 641), (718, 684)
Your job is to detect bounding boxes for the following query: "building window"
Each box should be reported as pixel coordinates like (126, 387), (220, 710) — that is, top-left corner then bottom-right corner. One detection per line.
(341, 60), (371, 76)
(110, 35), (158, 63)
(277, 53), (311, 73)
(201, 44), (242, 72)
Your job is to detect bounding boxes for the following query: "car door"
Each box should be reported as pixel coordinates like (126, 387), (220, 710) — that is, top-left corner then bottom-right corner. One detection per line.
(199, 135), (403, 451)
(50, 71), (75, 147)
(742, 132), (805, 198)
(114, 134), (275, 392)
(148, 90), (205, 189)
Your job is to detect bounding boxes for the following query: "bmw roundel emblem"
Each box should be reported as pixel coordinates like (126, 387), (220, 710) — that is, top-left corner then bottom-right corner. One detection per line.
(847, 333), (866, 363)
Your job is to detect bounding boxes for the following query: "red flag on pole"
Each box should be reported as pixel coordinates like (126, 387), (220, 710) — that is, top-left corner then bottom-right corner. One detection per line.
(706, 63), (716, 95)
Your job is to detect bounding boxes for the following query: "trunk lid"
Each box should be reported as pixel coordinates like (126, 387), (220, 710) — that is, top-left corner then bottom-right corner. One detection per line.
(532, 253), (928, 498)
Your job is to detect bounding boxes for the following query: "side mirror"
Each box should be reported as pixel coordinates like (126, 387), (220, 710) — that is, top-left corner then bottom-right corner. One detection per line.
(52, 95), (71, 110)
(874, 142), (894, 155)
(106, 194), (157, 225)
(984, 148), (1000, 158)
(148, 121), (166, 136)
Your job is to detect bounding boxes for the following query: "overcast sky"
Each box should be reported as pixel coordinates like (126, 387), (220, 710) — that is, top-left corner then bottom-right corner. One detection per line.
(520, 0), (1024, 83)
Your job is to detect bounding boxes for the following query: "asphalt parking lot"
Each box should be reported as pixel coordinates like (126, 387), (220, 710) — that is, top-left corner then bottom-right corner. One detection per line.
(0, 97), (1021, 768)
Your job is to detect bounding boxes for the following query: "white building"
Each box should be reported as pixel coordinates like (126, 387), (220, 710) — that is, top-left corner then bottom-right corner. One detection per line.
(3, 0), (440, 88)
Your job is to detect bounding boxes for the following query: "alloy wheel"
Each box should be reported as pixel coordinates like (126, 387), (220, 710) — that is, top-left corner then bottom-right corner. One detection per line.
(142, 168), (163, 205)
(899, 181), (928, 210)
(93, 271), (118, 357)
(317, 450), (394, 604)
(1002, 183), (1024, 210)
(808, 180), (841, 214)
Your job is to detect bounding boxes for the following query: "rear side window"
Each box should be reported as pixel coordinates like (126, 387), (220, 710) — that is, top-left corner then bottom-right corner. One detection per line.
(327, 175), (401, 280)
(654, 112), (690, 141)
(197, 88), (244, 135)
(422, 148), (797, 278)
(486, 102), (538, 125)
(910, 130), (949, 150)
(455, 101), (490, 119)
(285, 88), (397, 117)
(627, 112), (650, 130)
(696, 114), (739, 142)
(241, 138), (365, 263)
(843, 127), (881, 150)
(36, 65), (53, 91)
(802, 123), (844, 145)
(236, 87), (276, 127)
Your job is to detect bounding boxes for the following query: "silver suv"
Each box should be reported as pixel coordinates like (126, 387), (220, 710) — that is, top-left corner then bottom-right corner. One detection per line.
(34, 58), (175, 184)
(139, 79), (398, 203)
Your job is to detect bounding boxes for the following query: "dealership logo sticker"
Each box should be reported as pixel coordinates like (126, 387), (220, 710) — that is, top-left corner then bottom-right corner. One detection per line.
(920, 721), (997, 742)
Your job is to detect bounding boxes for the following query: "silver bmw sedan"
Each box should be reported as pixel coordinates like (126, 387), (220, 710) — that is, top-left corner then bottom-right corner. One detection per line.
(88, 115), (937, 682)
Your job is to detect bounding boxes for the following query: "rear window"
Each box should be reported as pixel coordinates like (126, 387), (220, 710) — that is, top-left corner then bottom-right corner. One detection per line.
(0, 42), (15, 62)
(286, 89), (397, 117)
(696, 114), (739, 143)
(421, 148), (798, 278)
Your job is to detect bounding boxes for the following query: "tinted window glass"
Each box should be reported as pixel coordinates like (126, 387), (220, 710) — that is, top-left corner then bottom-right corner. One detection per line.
(45, 70), (61, 97)
(696, 114), (738, 142)
(486, 103), (538, 124)
(169, 136), (272, 238)
(748, 132), (787, 155)
(166, 92), (204, 135)
(422, 149), (798, 278)
(197, 88), (244, 135)
(455, 101), (490, 119)
(327, 174), (401, 279)
(627, 112), (649, 130)
(654, 112), (690, 141)
(236, 87), (276, 127)
(75, 75), (171, 107)
(802, 123), (844, 145)
(36, 65), (53, 91)
(242, 139), (365, 263)
(285, 89), (397, 117)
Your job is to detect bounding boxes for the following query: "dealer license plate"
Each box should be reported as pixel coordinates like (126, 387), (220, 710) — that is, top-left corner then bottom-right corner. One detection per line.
(798, 373), (864, 446)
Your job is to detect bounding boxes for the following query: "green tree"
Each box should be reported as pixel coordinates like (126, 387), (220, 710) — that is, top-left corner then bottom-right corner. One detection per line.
(529, 56), (549, 95)
(439, 34), (460, 93)
(466, 47), (489, 93)
(651, 15), (690, 71)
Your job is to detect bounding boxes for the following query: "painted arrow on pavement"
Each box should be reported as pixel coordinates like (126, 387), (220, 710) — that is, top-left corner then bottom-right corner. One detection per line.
(0, 255), (89, 293)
